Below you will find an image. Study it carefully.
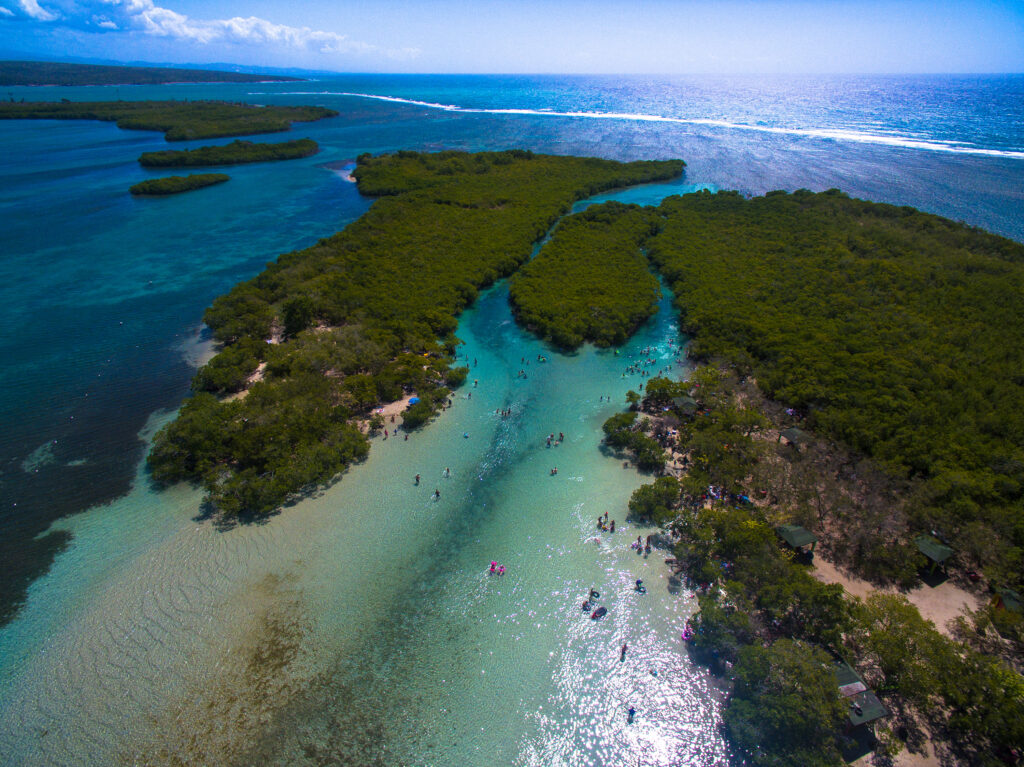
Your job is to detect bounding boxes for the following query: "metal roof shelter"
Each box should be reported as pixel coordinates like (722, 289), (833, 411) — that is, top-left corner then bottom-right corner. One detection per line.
(776, 524), (818, 551)
(671, 395), (698, 414)
(835, 662), (887, 727)
(779, 426), (811, 446)
(915, 535), (953, 567)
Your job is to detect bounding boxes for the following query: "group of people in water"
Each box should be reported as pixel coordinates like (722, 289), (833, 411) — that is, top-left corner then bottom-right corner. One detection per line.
(411, 466), (454, 501)
(633, 534), (654, 556)
(620, 341), (685, 380)
(488, 561), (506, 576)
(596, 510), (616, 533)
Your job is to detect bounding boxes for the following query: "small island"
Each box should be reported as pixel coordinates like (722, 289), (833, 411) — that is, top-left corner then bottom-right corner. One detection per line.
(139, 138), (319, 167)
(0, 100), (338, 141)
(130, 173), (229, 196)
(0, 60), (302, 86)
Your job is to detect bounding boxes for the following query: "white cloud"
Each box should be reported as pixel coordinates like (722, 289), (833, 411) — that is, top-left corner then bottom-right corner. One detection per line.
(17, 0), (57, 21)
(0, 6), (15, 16)
(93, 0), (416, 58)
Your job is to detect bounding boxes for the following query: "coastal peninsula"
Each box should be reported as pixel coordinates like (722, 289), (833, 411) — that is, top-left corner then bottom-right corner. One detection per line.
(148, 150), (684, 516)
(0, 100), (337, 141)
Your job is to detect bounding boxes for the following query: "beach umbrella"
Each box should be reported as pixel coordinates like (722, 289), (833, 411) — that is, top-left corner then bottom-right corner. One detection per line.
(408, 397), (420, 405)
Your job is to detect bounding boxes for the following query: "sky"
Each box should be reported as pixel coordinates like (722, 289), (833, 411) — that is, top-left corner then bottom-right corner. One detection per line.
(1, 0), (1022, 74)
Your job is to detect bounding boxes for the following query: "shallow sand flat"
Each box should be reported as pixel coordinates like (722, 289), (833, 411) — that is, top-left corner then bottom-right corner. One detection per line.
(0, 287), (726, 767)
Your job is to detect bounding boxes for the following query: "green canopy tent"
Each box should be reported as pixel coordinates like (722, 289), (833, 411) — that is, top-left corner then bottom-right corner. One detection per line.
(994, 588), (1022, 614)
(835, 662), (887, 728)
(671, 395), (698, 416)
(776, 524), (818, 553)
(778, 426), (811, 447)
(915, 534), (953, 573)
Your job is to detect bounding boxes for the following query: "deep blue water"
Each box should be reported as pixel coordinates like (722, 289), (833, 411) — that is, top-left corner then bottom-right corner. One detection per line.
(0, 73), (1022, 626)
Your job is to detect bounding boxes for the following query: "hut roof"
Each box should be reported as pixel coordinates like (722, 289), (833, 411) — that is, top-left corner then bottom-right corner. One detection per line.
(835, 662), (887, 726)
(780, 426), (811, 445)
(914, 535), (953, 565)
(776, 524), (817, 549)
(672, 395), (698, 412)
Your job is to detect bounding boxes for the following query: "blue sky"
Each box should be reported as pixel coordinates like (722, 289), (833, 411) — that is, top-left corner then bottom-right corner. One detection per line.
(1, 0), (1022, 73)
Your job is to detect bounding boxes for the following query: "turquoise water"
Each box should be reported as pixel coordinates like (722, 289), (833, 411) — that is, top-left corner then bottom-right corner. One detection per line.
(0, 203), (729, 764)
(1, 74), (1023, 765)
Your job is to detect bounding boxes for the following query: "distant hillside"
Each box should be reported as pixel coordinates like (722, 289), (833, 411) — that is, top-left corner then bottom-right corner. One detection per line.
(0, 61), (303, 86)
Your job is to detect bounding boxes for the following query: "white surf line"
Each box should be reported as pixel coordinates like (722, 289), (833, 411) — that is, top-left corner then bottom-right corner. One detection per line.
(258, 90), (1024, 161)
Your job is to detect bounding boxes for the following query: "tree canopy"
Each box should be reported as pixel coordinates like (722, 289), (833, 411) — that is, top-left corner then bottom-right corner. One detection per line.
(139, 138), (319, 167)
(647, 189), (1024, 589)
(129, 173), (229, 196)
(509, 201), (663, 348)
(0, 100), (337, 141)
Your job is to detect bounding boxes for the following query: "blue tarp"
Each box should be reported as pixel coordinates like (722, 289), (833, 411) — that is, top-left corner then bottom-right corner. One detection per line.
(408, 397), (420, 405)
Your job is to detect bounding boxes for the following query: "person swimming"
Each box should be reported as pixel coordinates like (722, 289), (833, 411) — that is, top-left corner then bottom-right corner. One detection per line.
(498, 565), (505, 576)
(490, 561), (497, 573)
(635, 579), (646, 593)
(627, 706), (636, 724)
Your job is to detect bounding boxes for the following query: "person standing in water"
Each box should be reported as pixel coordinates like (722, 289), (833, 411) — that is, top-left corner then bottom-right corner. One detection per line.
(414, 473), (420, 485)
(620, 643), (628, 661)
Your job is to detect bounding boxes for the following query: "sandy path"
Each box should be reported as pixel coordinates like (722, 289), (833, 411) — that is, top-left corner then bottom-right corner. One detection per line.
(811, 557), (980, 638)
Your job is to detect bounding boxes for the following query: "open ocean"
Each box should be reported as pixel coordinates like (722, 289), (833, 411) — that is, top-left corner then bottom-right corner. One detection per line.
(0, 74), (1021, 766)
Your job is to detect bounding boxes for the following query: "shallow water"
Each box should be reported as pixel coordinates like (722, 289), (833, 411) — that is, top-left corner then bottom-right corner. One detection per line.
(0, 179), (731, 765)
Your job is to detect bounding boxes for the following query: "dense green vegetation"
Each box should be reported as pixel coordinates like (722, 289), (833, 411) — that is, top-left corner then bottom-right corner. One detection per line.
(148, 150), (684, 516)
(615, 367), (1024, 765)
(647, 189), (1024, 589)
(0, 100), (337, 141)
(0, 60), (301, 86)
(508, 201), (664, 348)
(601, 410), (667, 472)
(139, 138), (319, 167)
(129, 173), (229, 196)
(725, 639), (847, 767)
(671, 493), (1024, 766)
